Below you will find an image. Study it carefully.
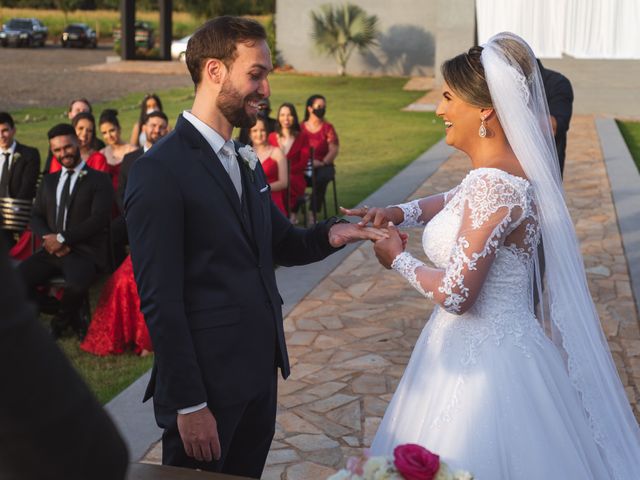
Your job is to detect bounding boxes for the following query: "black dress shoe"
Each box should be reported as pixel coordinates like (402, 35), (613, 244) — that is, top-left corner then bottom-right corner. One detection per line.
(50, 318), (66, 340)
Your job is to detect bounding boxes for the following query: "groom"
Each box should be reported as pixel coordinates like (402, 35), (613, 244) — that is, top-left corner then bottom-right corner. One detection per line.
(125, 16), (384, 478)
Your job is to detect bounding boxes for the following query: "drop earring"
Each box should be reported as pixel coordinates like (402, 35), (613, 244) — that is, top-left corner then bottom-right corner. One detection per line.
(479, 117), (487, 138)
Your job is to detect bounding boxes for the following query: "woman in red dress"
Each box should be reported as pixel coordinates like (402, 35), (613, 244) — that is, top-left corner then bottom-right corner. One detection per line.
(268, 103), (309, 223)
(80, 255), (152, 356)
(49, 112), (108, 174)
(301, 94), (340, 222)
(249, 117), (288, 215)
(98, 109), (137, 192)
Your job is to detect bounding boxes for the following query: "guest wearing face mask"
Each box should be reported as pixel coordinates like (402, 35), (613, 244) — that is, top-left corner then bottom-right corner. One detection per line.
(301, 94), (339, 222)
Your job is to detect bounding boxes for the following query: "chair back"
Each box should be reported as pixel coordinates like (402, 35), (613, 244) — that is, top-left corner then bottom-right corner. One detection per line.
(0, 197), (33, 232)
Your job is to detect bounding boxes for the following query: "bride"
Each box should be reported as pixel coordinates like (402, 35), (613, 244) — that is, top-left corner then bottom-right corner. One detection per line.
(343, 33), (640, 479)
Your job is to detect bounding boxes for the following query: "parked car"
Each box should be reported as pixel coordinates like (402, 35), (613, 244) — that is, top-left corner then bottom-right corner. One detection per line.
(170, 35), (191, 61)
(0, 18), (48, 48)
(113, 21), (155, 50)
(61, 23), (97, 48)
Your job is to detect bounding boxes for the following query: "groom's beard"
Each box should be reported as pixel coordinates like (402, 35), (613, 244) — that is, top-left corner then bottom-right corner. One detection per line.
(217, 78), (260, 128)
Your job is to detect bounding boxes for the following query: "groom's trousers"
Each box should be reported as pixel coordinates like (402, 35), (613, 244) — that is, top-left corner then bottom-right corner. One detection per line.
(157, 371), (278, 479)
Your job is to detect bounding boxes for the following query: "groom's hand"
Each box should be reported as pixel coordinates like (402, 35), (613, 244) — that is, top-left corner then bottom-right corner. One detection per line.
(177, 407), (221, 462)
(374, 222), (404, 269)
(328, 223), (389, 248)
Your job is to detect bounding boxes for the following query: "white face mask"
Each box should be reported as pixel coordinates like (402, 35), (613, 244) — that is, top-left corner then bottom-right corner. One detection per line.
(146, 108), (157, 114)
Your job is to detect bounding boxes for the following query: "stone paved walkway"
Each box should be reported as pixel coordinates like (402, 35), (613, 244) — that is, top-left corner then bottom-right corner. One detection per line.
(141, 115), (640, 478)
(262, 114), (640, 479)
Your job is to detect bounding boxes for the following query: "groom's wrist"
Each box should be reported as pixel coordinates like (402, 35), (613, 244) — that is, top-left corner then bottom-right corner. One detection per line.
(178, 402), (207, 415)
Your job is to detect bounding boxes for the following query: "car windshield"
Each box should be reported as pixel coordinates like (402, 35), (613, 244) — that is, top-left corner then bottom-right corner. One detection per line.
(68, 26), (85, 33)
(7, 19), (33, 30)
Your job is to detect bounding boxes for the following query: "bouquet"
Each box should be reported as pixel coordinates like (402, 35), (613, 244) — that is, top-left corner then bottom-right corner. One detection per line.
(328, 444), (473, 480)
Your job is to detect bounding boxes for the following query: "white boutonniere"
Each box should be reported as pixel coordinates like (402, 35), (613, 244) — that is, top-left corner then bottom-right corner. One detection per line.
(12, 152), (22, 162)
(78, 169), (88, 179)
(238, 145), (258, 171)
(238, 145), (258, 182)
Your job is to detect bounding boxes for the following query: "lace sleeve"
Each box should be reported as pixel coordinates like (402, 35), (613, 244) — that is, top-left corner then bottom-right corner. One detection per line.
(390, 192), (449, 228)
(390, 172), (527, 314)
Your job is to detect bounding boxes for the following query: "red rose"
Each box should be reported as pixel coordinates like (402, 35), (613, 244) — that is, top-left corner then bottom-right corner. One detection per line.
(393, 444), (440, 480)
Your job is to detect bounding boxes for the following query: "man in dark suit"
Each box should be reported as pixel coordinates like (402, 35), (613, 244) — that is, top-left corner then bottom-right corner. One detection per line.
(18, 123), (113, 338)
(0, 111), (41, 245)
(125, 16), (385, 479)
(538, 60), (574, 176)
(111, 111), (169, 261)
(0, 231), (129, 480)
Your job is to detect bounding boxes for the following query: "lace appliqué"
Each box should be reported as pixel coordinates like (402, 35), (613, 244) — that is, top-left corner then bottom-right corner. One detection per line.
(392, 200), (423, 228)
(391, 252), (433, 299)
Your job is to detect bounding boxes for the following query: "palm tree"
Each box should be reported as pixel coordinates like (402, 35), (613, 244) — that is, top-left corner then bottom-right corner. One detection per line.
(310, 3), (379, 76)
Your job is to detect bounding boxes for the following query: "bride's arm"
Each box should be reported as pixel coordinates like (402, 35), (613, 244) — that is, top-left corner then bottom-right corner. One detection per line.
(377, 175), (524, 314)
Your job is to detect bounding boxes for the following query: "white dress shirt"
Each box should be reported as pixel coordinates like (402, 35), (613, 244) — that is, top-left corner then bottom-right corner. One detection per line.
(0, 140), (17, 184)
(55, 160), (86, 230)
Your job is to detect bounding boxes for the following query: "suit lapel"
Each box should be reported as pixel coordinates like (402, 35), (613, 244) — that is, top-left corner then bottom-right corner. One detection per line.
(46, 172), (60, 229)
(67, 164), (88, 212)
(235, 142), (265, 259)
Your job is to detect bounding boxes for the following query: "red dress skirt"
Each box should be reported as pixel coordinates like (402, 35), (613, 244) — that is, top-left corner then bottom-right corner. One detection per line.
(260, 154), (287, 215)
(268, 131), (309, 212)
(80, 256), (152, 356)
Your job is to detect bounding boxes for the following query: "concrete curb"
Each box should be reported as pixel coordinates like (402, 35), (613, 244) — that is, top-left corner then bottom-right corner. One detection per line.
(106, 138), (454, 460)
(596, 117), (640, 316)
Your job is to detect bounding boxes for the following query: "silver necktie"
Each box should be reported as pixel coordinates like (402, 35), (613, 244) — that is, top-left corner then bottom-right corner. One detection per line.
(221, 143), (242, 199)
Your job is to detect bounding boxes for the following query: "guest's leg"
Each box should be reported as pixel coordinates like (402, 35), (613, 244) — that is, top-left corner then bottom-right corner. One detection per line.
(60, 253), (97, 337)
(18, 250), (60, 297)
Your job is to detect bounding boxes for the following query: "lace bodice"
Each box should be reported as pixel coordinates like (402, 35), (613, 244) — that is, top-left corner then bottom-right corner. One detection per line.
(392, 168), (540, 316)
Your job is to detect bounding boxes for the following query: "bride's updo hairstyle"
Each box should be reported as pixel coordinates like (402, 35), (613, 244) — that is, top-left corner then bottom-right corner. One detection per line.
(442, 40), (535, 110)
(441, 46), (493, 109)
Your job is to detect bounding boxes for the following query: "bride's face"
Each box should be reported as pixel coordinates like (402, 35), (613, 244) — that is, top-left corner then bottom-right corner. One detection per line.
(436, 82), (483, 151)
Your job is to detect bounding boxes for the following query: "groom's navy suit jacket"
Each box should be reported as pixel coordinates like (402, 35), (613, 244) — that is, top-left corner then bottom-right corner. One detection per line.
(125, 115), (338, 413)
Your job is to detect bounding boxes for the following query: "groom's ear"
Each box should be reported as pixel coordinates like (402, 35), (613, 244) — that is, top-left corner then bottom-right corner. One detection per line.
(203, 58), (227, 86)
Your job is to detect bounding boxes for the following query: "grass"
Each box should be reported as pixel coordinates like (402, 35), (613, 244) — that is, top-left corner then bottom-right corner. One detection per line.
(11, 74), (442, 403)
(617, 120), (640, 172)
(0, 7), (199, 40)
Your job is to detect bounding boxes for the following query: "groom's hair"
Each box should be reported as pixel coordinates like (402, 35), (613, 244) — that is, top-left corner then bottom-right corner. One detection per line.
(186, 16), (267, 87)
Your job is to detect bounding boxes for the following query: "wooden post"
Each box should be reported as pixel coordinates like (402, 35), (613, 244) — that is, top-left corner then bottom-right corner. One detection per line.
(159, 0), (173, 60)
(120, 0), (135, 60)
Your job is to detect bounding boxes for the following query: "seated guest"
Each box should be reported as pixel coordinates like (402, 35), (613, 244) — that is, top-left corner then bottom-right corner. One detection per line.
(0, 111), (40, 245)
(44, 98), (104, 174)
(246, 117), (288, 215)
(82, 112), (170, 355)
(301, 94), (339, 221)
(18, 124), (113, 339)
(129, 93), (169, 147)
(112, 110), (169, 256)
(99, 109), (137, 191)
(50, 112), (108, 174)
(269, 103), (309, 223)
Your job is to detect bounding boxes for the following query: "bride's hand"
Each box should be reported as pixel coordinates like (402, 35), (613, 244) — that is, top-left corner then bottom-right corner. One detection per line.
(374, 223), (405, 269)
(328, 223), (389, 248)
(340, 205), (403, 228)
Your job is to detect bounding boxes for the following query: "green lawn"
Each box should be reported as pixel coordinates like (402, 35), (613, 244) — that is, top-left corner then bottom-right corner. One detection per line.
(617, 120), (640, 172)
(11, 74), (442, 404)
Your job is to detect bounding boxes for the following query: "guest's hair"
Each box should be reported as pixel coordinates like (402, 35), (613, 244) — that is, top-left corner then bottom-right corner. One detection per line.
(47, 123), (77, 140)
(304, 94), (326, 121)
(67, 97), (92, 114)
(0, 112), (15, 129)
(276, 103), (300, 137)
(138, 93), (164, 125)
(186, 16), (267, 87)
(441, 46), (493, 108)
(143, 110), (168, 125)
(99, 108), (120, 129)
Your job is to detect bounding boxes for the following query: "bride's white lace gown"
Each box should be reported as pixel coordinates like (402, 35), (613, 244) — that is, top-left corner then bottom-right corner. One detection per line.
(370, 167), (612, 479)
